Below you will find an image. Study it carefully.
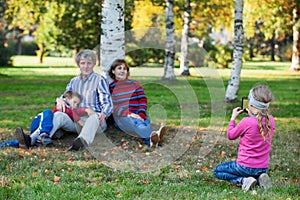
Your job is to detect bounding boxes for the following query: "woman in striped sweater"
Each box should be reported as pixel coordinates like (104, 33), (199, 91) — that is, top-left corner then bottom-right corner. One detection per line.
(108, 59), (166, 148)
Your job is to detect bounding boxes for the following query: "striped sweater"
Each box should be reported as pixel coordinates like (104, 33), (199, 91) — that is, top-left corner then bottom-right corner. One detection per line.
(109, 79), (147, 120)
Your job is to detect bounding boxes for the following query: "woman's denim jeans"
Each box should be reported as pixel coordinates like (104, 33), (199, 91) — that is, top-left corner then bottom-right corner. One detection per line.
(114, 116), (153, 146)
(214, 161), (268, 184)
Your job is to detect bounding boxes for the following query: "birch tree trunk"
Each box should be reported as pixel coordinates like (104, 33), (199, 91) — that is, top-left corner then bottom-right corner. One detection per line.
(179, 0), (191, 76)
(100, 0), (125, 76)
(225, 0), (244, 102)
(163, 0), (176, 80)
(290, 6), (300, 71)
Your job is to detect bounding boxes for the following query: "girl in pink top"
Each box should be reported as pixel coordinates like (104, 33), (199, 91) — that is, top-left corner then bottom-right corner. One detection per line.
(214, 85), (275, 192)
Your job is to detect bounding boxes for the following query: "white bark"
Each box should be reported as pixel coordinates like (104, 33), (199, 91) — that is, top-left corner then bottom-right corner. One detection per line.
(290, 7), (300, 71)
(179, 0), (191, 76)
(100, 0), (125, 77)
(225, 0), (244, 102)
(163, 0), (176, 80)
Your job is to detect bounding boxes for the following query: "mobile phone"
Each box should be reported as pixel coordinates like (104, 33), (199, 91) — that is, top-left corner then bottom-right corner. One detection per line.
(241, 97), (248, 113)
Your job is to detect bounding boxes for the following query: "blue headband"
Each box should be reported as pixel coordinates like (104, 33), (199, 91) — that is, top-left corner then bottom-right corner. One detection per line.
(248, 89), (269, 110)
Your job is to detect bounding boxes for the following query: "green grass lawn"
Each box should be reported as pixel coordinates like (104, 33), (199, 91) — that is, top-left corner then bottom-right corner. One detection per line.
(0, 57), (299, 199)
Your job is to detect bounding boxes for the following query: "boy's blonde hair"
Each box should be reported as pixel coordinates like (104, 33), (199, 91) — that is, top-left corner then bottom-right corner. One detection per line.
(64, 91), (82, 102)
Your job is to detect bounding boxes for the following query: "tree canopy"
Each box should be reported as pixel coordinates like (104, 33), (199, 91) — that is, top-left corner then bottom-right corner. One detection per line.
(0, 0), (298, 67)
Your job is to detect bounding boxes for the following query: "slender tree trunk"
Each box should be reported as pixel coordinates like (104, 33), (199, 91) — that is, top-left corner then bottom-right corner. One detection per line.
(270, 31), (275, 61)
(225, 0), (244, 102)
(291, 6), (300, 71)
(17, 36), (22, 55)
(179, 0), (191, 76)
(249, 38), (254, 59)
(100, 0), (125, 77)
(163, 0), (176, 80)
(38, 44), (44, 64)
(72, 48), (78, 64)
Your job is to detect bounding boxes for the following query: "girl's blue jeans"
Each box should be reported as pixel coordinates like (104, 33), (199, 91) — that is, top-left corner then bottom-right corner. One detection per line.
(214, 161), (268, 184)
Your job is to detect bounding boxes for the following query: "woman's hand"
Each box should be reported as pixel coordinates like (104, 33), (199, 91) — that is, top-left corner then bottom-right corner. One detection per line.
(230, 107), (244, 121)
(85, 108), (96, 116)
(97, 113), (106, 125)
(128, 113), (144, 121)
(77, 119), (85, 127)
(56, 98), (66, 112)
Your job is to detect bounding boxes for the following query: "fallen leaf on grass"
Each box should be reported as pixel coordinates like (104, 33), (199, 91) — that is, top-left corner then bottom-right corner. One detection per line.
(53, 176), (61, 183)
(136, 143), (143, 150)
(68, 168), (73, 172)
(218, 151), (226, 158)
(140, 179), (149, 184)
(194, 135), (201, 140)
(292, 178), (298, 184)
(251, 190), (257, 195)
(66, 161), (73, 165)
(116, 192), (122, 198)
(0, 176), (10, 187)
(201, 166), (208, 171)
(173, 163), (181, 169)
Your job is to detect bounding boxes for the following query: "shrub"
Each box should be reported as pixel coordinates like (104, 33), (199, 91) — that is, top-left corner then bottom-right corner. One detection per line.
(281, 42), (293, 61)
(7, 40), (39, 55)
(0, 45), (12, 66)
(126, 42), (164, 67)
(0, 33), (12, 66)
(203, 41), (233, 68)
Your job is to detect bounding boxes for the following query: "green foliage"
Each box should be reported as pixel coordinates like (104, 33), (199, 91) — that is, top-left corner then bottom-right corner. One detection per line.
(281, 42), (293, 61)
(0, 46), (12, 66)
(201, 39), (233, 68)
(33, 1), (66, 57)
(188, 44), (207, 67)
(126, 43), (164, 67)
(56, 0), (101, 51)
(2, 0), (296, 66)
(0, 34), (12, 66)
(0, 1), (12, 66)
(6, 40), (38, 56)
(205, 44), (232, 68)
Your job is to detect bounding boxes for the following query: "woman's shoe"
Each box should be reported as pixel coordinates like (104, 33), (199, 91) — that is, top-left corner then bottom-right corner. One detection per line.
(157, 126), (166, 145)
(150, 132), (159, 148)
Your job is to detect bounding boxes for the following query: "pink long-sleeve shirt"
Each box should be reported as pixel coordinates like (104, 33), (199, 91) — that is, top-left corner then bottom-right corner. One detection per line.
(227, 115), (275, 168)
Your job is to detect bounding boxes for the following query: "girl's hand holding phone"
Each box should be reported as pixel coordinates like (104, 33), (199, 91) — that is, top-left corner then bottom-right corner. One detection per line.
(231, 107), (245, 120)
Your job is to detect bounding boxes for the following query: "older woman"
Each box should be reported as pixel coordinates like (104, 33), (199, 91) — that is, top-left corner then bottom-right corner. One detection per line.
(108, 59), (165, 148)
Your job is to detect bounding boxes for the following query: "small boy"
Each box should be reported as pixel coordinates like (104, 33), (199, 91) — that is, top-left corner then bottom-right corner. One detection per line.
(16, 91), (95, 148)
